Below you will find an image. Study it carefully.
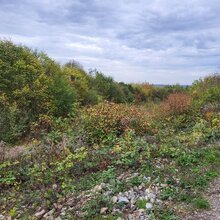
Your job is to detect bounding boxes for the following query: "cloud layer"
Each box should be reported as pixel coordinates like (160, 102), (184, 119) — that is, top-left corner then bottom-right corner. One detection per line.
(1, 0), (220, 84)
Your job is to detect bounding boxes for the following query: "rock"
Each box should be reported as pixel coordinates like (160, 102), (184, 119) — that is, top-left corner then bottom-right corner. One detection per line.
(61, 211), (66, 216)
(66, 198), (74, 206)
(160, 183), (167, 188)
(104, 190), (113, 196)
(150, 198), (155, 203)
(139, 196), (145, 201)
(93, 185), (102, 192)
(144, 195), (149, 201)
(145, 203), (153, 210)
(100, 182), (106, 188)
(112, 196), (118, 203)
(0, 215), (4, 220)
(47, 209), (55, 215)
(128, 214), (133, 220)
(130, 198), (136, 204)
(148, 193), (156, 199)
(34, 209), (46, 218)
(43, 209), (54, 217)
(54, 217), (62, 220)
(128, 191), (136, 200)
(131, 204), (136, 210)
(117, 217), (123, 220)
(45, 216), (54, 220)
(140, 190), (145, 197)
(124, 191), (129, 197)
(112, 208), (121, 214)
(133, 186), (139, 191)
(61, 207), (67, 211)
(57, 204), (63, 210)
(145, 188), (150, 194)
(138, 208), (145, 213)
(52, 184), (58, 190)
(118, 196), (129, 203)
(100, 207), (108, 214)
(138, 185), (143, 190)
(128, 209), (147, 220)
(156, 199), (162, 204)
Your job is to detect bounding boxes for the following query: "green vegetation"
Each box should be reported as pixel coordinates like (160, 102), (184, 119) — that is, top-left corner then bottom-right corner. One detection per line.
(0, 40), (220, 219)
(192, 197), (210, 209)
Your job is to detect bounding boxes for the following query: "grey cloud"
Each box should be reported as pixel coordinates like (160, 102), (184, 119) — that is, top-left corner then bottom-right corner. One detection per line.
(1, 0), (220, 84)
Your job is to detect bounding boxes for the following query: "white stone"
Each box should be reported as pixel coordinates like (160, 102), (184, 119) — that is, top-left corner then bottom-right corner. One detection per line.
(112, 196), (118, 203)
(138, 208), (145, 213)
(100, 207), (108, 214)
(148, 193), (156, 199)
(150, 198), (155, 203)
(145, 203), (153, 210)
(145, 188), (150, 194)
(93, 185), (102, 192)
(118, 196), (129, 203)
(35, 209), (46, 218)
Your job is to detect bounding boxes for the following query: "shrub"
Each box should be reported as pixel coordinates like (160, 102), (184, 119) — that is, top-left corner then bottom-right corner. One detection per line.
(0, 104), (29, 143)
(160, 92), (191, 116)
(191, 73), (220, 107)
(81, 102), (150, 143)
(0, 40), (79, 142)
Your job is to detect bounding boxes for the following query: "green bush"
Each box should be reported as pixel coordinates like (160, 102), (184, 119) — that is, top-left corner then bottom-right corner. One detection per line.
(191, 74), (220, 107)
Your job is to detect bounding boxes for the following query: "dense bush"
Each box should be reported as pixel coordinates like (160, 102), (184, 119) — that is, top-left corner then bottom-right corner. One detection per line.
(0, 41), (79, 142)
(0, 39), (219, 148)
(0, 39), (220, 219)
(81, 102), (150, 143)
(191, 74), (220, 107)
(160, 92), (192, 116)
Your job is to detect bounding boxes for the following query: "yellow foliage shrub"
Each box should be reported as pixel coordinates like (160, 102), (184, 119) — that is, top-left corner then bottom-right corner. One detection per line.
(82, 102), (150, 142)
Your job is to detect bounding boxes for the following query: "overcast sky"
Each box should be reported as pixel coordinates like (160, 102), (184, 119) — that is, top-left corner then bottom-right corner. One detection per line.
(1, 0), (220, 84)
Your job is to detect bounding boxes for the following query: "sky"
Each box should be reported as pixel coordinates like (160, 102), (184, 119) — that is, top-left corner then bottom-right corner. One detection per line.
(1, 0), (220, 84)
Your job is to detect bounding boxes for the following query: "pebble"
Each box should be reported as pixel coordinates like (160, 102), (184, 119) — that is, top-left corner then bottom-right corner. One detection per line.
(145, 203), (153, 210)
(100, 207), (108, 214)
(112, 196), (118, 203)
(34, 209), (46, 218)
(145, 188), (150, 194)
(118, 196), (129, 203)
(43, 209), (54, 217)
(93, 185), (102, 192)
(143, 176), (151, 182)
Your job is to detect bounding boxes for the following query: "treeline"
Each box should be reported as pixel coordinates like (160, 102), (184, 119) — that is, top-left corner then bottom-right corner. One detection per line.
(2, 40), (218, 143)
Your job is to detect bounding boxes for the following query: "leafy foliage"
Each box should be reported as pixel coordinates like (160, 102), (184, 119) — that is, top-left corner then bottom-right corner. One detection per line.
(0, 40), (220, 219)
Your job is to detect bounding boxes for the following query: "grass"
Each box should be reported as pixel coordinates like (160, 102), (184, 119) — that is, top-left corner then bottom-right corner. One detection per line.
(136, 199), (148, 209)
(192, 197), (210, 209)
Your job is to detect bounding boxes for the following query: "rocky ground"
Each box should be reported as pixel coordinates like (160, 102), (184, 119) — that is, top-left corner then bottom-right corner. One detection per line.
(0, 173), (219, 219)
(35, 172), (161, 220)
(0, 172), (163, 220)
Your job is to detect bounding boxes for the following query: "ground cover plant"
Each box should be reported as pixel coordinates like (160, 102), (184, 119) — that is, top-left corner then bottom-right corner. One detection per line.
(0, 40), (219, 220)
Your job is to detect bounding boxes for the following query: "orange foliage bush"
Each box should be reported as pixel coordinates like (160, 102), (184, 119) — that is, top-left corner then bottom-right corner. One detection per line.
(82, 102), (150, 142)
(160, 92), (191, 116)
